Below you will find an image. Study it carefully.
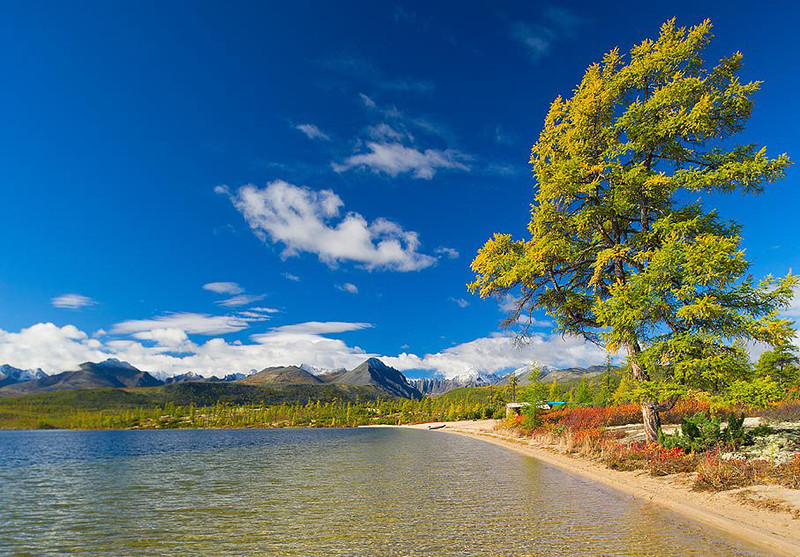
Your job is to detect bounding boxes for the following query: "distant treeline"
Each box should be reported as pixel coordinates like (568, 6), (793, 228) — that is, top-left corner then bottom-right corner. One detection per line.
(0, 385), (507, 430)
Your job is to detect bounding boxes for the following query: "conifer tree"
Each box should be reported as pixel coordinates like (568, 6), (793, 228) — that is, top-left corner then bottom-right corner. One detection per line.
(470, 19), (795, 441)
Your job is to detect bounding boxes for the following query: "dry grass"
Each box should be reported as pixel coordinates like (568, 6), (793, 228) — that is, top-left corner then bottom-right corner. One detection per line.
(731, 490), (800, 519)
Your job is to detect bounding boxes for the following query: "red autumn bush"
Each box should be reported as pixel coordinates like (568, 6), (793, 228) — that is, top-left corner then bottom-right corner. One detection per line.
(601, 442), (700, 476)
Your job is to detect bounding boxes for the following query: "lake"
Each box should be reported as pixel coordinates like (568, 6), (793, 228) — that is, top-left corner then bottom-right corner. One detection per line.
(0, 428), (770, 556)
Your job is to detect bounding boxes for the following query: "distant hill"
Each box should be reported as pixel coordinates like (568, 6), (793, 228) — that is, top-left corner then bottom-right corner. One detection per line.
(160, 381), (386, 406)
(540, 364), (610, 383)
(333, 358), (422, 399)
(0, 365), (48, 388)
(238, 365), (322, 385)
(412, 371), (500, 396)
(163, 371), (206, 385)
(0, 359), (162, 395)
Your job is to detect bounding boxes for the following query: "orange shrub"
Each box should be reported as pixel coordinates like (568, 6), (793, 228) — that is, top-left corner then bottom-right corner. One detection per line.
(601, 442), (700, 476)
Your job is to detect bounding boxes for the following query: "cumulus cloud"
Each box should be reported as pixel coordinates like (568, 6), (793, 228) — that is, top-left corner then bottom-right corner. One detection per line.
(112, 312), (249, 336)
(220, 180), (436, 271)
(435, 246), (459, 259)
(0, 319), (604, 379)
(215, 294), (267, 308)
(333, 142), (469, 179)
(336, 283), (359, 294)
(51, 294), (97, 310)
(295, 123), (330, 141)
(0, 321), (372, 376)
(203, 282), (244, 295)
(385, 332), (606, 378)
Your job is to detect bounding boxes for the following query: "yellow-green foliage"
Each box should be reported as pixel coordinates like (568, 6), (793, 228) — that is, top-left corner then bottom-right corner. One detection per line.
(469, 19), (796, 404)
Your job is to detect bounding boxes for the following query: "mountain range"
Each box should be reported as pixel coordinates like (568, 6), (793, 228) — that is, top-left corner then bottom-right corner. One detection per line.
(0, 364), (48, 388)
(0, 357), (611, 399)
(0, 359), (161, 395)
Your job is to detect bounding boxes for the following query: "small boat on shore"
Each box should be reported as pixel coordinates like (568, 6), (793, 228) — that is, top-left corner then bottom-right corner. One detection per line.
(427, 424), (446, 430)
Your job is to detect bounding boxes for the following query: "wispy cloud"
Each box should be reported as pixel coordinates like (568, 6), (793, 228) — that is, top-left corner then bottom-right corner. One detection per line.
(322, 53), (434, 94)
(202, 282), (244, 295)
(295, 123), (330, 141)
(449, 297), (469, 308)
(510, 6), (585, 63)
(260, 321), (373, 336)
(112, 312), (249, 336)
(249, 307), (280, 314)
(336, 283), (359, 294)
(333, 142), (470, 179)
(435, 246), (459, 259)
(282, 272), (301, 282)
(51, 293), (97, 310)
(215, 294), (267, 308)
(219, 181), (436, 271)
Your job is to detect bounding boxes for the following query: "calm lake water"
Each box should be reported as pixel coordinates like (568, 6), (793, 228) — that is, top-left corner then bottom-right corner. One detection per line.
(0, 428), (770, 556)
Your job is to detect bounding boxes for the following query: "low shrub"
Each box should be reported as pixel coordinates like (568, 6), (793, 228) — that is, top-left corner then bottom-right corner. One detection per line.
(693, 454), (770, 491)
(659, 412), (749, 452)
(601, 442), (700, 476)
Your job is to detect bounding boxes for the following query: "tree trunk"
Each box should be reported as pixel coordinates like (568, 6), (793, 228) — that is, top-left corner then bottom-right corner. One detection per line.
(641, 402), (662, 444)
(624, 341), (662, 443)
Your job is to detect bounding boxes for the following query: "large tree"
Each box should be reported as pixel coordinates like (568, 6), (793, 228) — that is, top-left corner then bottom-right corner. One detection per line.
(469, 19), (796, 442)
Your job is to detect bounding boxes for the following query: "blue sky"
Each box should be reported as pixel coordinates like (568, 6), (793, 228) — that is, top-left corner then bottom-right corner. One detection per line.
(1, 1), (798, 377)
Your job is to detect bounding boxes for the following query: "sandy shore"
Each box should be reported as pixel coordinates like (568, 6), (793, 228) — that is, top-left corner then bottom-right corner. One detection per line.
(375, 420), (800, 556)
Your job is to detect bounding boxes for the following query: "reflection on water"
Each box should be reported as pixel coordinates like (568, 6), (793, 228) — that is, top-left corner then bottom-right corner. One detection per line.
(0, 428), (769, 556)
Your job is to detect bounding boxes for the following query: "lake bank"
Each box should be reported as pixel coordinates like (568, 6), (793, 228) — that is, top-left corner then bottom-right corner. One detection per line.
(376, 420), (800, 556)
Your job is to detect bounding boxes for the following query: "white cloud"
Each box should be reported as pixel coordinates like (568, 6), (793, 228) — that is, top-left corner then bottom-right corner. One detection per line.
(132, 328), (193, 350)
(237, 311), (272, 322)
(220, 180), (436, 271)
(367, 123), (409, 142)
(0, 320), (603, 379)
(282, 272), (301, 282)
(449, 297), (469, 308)
(435, 246), (459, 259)
(203, 282), (244, 295)
(112, 312), (249, 336)
(51, 294), (97, 310)
(249, 307), (280, 314)
(333, 142), (469, 179)
(336, 283), (359, 294)
(295, 123), (330, 141)
(260, 321), (373, 336)
(385, 332), (606, 379)
(215, 294), (266, 308)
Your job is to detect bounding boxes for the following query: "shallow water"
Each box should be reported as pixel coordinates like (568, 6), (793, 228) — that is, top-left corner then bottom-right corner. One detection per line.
(0, 428), (770, 556)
